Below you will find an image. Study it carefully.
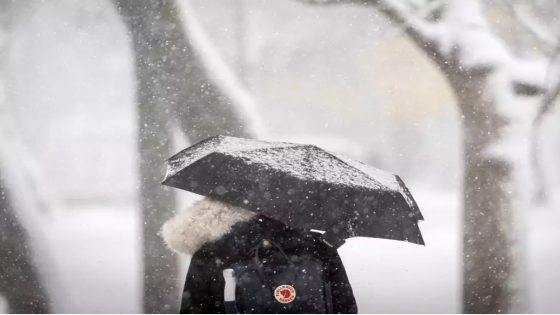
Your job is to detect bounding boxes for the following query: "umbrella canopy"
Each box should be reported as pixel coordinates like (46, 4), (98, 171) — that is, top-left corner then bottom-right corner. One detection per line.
(162, 135), (424, 248)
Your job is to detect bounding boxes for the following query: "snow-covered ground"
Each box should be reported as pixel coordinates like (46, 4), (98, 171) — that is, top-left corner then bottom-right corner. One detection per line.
(341, 187), (461, 313)
(0, 296), (6, 314)
(18, 187), (558, 313)
(527, 194), (560, 313)
(44, 207), (141, 313)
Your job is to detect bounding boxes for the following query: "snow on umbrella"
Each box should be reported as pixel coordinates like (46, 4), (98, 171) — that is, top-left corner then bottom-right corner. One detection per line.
(162, 135), (424, 248)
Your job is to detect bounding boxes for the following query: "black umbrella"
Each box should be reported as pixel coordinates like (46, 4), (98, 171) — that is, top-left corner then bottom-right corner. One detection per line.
(162, 135), (424, 248)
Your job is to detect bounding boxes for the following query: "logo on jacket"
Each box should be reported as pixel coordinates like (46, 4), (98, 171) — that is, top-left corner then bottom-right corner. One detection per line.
(274, 284), (296, 303)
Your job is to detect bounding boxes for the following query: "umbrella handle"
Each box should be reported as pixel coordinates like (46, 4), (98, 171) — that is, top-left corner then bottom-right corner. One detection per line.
(320, 219), (353, 249)
(320, 230), (347, 249)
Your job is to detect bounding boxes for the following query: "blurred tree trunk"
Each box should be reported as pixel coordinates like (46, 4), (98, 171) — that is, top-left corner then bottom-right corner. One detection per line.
(113, 0), (254, 312)
(449, 70), (526, 313)
(0, 177), (50, 313)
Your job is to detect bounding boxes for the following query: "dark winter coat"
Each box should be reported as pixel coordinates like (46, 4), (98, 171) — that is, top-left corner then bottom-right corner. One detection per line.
(162, 198), (357, 314)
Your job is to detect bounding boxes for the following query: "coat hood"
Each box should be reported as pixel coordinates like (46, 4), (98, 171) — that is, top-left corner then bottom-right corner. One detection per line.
(161, 198), (256, 255)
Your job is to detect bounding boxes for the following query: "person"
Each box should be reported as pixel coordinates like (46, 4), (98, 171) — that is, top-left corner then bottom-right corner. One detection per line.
(162, 197), (357, 314)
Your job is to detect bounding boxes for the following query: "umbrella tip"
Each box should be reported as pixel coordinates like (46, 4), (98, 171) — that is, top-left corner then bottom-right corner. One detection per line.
(161, 172), (172, 186)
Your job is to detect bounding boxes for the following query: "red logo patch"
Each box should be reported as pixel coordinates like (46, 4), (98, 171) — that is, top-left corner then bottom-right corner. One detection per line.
(274, 284), (296, 303)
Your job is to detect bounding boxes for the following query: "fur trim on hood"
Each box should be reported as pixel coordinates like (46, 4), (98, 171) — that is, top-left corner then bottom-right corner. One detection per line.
(161, 198), (256, 255)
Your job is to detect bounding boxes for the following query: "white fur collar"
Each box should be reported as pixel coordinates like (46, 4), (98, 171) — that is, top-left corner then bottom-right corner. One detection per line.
(161, 198), (256, 255)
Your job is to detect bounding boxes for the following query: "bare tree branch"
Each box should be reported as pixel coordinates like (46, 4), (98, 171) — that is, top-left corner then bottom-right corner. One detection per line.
(502, 0), (558, 53)
(535, 50), (560, 124)
(370, 0), (450, 69)
(299, 0), (450, 70)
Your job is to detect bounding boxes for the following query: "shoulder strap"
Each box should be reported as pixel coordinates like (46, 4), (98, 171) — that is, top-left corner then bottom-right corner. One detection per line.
(250, 238), (294, 267)
(324, 281), (334, 313)
(250, 239), (297, 291)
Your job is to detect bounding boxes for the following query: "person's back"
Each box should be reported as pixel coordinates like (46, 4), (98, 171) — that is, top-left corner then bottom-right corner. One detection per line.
(162, 198), (357, 314)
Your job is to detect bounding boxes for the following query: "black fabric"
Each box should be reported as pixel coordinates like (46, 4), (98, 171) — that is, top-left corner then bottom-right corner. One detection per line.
(230, 240), (330, 313)
(180, 215), (357, 314)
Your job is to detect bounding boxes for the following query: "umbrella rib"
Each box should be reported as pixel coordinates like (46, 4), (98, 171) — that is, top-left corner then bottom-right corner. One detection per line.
(317, 148), (391, 190)
(318, 148), (423, 222)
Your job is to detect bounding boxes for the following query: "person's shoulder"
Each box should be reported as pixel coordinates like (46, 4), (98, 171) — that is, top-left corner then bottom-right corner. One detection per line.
(192, 235), (234, 258)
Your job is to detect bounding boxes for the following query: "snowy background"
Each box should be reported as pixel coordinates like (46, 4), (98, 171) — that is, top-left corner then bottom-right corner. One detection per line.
(1, 0), (560, 313)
